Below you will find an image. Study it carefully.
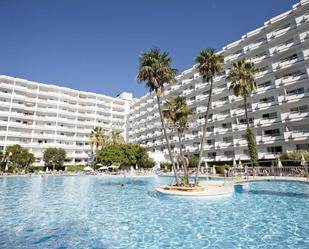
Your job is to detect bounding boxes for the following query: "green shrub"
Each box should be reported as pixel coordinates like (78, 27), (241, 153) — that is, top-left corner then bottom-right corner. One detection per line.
(215, 164), (230, 175)
(28, 166), (45, 173)
(97, 144), (153, 168)
(66, 165), (85, 172)
(246, 128), (258, 164)
(188, 155), (198, 168)
(160, 161), (172, 170)
(280, 150), (309, 160)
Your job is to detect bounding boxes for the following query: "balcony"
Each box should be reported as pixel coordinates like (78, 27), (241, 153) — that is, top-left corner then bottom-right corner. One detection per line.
(184, 134), (196, 141)
(185, 146), (198, 153)
(226, 52), (244, 62)
(274, 73), (307, 87)
(300, 31), (309, 43)
(196, 95), (208, 102)
(215, 113), (230, 121)
(254, 117), (281, 127)
(244, 40), (267, 53)
(256, 68), (272, 78)
(270, 40), (299, 55)
(272, 57), (303, 71)
(296, 13), (309, 26)
(233, 123), (247, 131)
(182, 78), (193, 86)
(256, 135), (283, 144)
(196, 107), (207, 113)
(195, 83), (206, 90)
(267, 25), (296, 41)
(284, 130), (309, 140)
(249, 54), (269, 64)
(183, 89), (194, 96)
(282, 111), (309, 121)
(233, 139), (247, 147)
(282, 91), (309, 102)
(253, 101), (277, 110)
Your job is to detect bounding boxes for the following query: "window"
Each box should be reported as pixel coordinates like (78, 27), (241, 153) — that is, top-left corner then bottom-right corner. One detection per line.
(257, 65), (268, 73)
(260, 96), (275, 103)
(290, 105), (308, 113)
(223, 136), (233, 143)
(238, 103), (251, 109)
(287, 87), (305, 95)
(267, 146), (282, 153)
(206, 126), (214, 132)
(296, 144), (309, 151)
(282, 70), (304, 78)
(222, 123), (232, 129)
(258, 81), (272, 88)
(193, 142), (200, 148)
(207, 152), (216, 158)
(224, 151), (235, 157)
(281, 53), (297, 62)
(220, 109), (230, 115)
(293, 125), (309, 133)
(239, 118), (253, 124)
(254, 51), (267, 59)
(207, 139), (215, 145)
(264, 129), (280, 136)
(262, 112), (277, 119)
(219, 96), (228, 102)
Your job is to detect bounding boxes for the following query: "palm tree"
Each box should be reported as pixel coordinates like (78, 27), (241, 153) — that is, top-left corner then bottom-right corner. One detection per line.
(137, 48), (180, 185)
(194, 48), (223, 186)
(90, 127), (108, 152)
(110, 130), (124, 145)
(227, 59), (258, 163)
(164, 96), (193, 186)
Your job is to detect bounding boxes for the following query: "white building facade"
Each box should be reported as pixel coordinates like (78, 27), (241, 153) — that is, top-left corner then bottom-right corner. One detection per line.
(128, 0), (309, 163)
(0, 75), (132, 165)
(0, 0), (308, 166)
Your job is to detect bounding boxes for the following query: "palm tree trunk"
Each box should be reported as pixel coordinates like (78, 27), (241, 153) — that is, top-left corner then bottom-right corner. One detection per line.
(195, 77), (213, 186)
(156, 95), (180, 185)
(244, 95), (249, 129)
(177, 130), (188, 185)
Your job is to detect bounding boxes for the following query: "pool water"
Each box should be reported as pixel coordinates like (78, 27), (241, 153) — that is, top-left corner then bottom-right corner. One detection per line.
(0, 176), (308, 249)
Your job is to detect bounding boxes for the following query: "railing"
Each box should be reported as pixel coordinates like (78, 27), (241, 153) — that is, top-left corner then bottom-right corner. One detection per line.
(229, 160), (308, 181)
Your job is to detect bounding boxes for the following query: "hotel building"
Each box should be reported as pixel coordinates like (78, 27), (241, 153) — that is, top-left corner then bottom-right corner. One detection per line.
(0, 75), (132, 165)
(127, 0), (309, 162)
(0, 0), (308, 165)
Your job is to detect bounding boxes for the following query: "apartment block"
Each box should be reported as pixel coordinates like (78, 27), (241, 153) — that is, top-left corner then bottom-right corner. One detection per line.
(0, 75), (132, 165)
(128, 0), (309, 162)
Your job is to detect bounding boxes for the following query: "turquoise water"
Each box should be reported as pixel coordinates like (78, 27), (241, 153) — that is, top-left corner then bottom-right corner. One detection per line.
(0, 176), (308, 249)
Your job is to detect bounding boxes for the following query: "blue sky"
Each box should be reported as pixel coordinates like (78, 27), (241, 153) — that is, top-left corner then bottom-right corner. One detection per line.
(0, 0), (298, 98)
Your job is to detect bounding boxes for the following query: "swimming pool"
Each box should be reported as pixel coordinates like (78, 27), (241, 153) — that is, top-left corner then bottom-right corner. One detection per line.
(0, 176), (308, 248)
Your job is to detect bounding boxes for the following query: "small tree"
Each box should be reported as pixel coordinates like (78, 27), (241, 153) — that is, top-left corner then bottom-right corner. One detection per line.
(43, 148), (66, 171)
(2, 145), (35, 173)
(96, 144), (154, 168)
